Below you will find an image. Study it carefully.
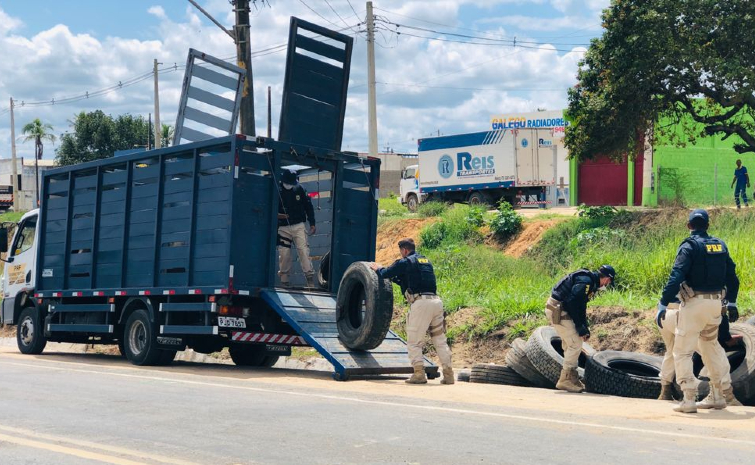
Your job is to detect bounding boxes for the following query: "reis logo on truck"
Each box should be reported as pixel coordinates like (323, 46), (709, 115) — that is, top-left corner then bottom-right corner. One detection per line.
(423, 131), (507, 180)
(438, 152), (495, 178)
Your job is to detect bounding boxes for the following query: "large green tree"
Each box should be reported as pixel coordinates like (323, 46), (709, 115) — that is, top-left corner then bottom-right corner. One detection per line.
(565, 0), (755, 161)
(56, 111), (152, 166)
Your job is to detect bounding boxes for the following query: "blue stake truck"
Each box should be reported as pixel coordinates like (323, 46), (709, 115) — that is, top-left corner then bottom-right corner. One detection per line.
(0, 17), (438, 381)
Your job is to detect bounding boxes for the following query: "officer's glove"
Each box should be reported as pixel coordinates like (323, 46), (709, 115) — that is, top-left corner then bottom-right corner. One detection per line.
(679, 282), (694, 303)
(727, 302), (739, 323)
(656, 303), (667, 329)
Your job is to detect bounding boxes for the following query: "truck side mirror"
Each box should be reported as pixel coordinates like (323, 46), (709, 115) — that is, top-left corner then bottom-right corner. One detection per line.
(0, 228), (7, 254)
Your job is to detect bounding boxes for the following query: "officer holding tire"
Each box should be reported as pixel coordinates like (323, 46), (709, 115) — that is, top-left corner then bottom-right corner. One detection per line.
(545, 265), (615, 393)
(656, 209), (740, 413)
(370, 238), (454, 385)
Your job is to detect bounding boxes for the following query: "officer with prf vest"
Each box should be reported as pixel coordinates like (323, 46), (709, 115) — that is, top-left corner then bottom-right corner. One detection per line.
(277, 169), (316, 288)
(656, 209), (740, 413)
(545, 265), (615, 393)
(370, 238), (454, 385)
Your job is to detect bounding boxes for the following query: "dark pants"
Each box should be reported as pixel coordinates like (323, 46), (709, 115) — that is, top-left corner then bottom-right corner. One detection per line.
(735, 184), (748, 207)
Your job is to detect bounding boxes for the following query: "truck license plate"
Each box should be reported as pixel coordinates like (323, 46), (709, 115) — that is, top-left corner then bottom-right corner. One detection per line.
(218, 317), (246, 328)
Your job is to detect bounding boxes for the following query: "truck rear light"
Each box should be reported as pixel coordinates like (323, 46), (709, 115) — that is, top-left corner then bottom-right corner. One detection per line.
(218, 305), (243, 317)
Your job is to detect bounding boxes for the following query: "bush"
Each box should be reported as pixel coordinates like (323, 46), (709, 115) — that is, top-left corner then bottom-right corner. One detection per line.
(489, 200), (522, 239)
(573, 227), (627, 246)
(419, 205), (482, 248)
(417, 200), (449, 218)
(577, 204), (618, 220)
(466, 205), (486, 227)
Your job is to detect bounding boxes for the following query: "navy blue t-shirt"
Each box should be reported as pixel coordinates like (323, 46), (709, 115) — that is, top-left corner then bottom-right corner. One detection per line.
(734, 166), (748, 188)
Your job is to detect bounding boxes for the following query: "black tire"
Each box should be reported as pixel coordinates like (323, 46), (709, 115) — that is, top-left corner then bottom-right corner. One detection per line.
(123, 309), (164, 366)
(117, 339), (127, 359)
(470, 364), (532, 386)
(336, 261), (394, 350)
(229, 345), (278, 367)
(692, 323), (755, 405)
(506, 338), (555, 389)
(456, 369), (471, 382)
(584, 351), (664, 399)
(155, 349), (177, 366)
(467, 191), (487, 206)
(317, 251), (331, 290)
(406, 194), (419, 212)
(16, 307), (47, 355)
(524, 326), (596, 384)
(746, 315), (755, 326)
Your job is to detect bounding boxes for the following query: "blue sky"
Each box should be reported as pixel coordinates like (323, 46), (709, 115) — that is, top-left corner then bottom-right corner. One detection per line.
(0, 0), (608, 157)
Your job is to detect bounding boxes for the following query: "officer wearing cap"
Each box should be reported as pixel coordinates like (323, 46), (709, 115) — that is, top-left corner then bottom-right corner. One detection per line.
(278, 168), (316, 288)
(656, 208), (740, 413)
(370, 238), (454, 385)
(545, 265), (615, 392)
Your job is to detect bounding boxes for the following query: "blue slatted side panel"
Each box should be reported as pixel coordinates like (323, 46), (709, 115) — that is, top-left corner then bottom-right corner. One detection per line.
(95, 165), (128, 288)
(126, 157), (159, 287)
(40, 173), (70, 290)
(158, 154), (195, 287)
(67, 170), (98, 289)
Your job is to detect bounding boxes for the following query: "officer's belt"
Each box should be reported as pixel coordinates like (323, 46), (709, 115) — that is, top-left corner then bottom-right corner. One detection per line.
(691, 292), (722, 300)
(409, 293), (438, 301)
(546, 297), (571, 321)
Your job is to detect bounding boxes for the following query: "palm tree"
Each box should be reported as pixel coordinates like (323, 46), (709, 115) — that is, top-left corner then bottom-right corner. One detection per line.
(161, 124), (174, 148)
(21, 118), (56, 206)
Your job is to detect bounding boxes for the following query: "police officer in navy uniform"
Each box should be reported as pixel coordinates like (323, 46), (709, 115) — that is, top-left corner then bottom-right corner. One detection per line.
(656, 208), (740, 413)
(545, 265), (615, 392)
(370, 238), (454, 385)
(277, 169), (316, 288)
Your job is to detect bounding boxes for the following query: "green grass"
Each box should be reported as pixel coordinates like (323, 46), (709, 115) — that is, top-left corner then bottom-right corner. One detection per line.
(0, 211), (25, 223)
(409, 205), (755, 340)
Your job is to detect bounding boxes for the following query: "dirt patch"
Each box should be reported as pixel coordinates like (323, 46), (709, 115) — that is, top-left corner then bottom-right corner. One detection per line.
(0, 325), (14, 338)
(588, 306), (664, 355)
(375, 218), (436, 265)
(503, 219), (562, 257)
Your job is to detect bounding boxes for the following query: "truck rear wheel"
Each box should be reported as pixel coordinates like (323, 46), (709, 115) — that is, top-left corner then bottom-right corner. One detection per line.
(229, 345), (279, 367)
(17, 307), (47, 355)
(468, 191), (487, 206)
(123, 309), (165, 366)
(406, 194), (419, 212)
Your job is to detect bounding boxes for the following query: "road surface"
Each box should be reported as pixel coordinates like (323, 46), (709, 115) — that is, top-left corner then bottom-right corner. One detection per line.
(0, 345), (754, 465)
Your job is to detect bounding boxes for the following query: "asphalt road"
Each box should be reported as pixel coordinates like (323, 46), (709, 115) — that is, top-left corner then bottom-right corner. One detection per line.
(1, 347), (754, 465)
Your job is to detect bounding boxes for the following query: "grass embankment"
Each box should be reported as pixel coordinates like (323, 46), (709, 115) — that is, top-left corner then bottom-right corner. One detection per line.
(377, 202), (755, 344)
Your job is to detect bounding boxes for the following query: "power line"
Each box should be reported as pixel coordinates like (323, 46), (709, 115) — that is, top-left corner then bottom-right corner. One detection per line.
(323, 0), (351, 29)
(297, 0), (343, 30)
(344, 0), (361, 22)
(376, 82), (570, 92)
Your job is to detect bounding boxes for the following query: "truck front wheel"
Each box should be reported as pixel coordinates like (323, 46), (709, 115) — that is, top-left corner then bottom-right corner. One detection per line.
(17, 307), (47, 355)
(123, 309), (164, 366)
(406, 194), (419, 212)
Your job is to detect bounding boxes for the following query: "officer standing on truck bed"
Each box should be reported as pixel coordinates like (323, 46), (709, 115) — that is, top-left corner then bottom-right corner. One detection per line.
(656, 208), (740, 413)
(369, 238), (454, 385)
(545, 265), (615, 393)
(277, 168), (316, 288)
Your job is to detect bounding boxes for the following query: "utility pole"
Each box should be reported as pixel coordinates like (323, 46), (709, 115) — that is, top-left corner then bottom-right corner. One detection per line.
(366, 1), (378, 157)
(34, 137), (40, 207)
(153, 59), (162, 148)
(267, 86), (272, 138)
(234, 0), (255, 136)
(9, 98), (19, 211)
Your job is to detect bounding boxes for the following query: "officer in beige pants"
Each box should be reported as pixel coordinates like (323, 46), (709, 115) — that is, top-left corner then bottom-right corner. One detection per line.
(277, 168), (316, 288)
(656, 301), (741, 405)
(546, 266), (615, 392)
(656, 209), (741, 413)
(370, 238), (454, 385)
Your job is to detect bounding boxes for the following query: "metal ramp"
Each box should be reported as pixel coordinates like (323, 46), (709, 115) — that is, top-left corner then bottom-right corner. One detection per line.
(261, 289), (439, 381)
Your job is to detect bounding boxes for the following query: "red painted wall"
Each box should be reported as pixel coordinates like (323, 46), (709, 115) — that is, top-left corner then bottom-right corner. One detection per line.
(578, 157), (628, 206)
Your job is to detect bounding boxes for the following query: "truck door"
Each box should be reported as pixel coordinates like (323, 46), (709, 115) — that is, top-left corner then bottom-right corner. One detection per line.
(2, 214), (38, 322)
(515, 130), (536, 185)
(399, 165), (418, 204)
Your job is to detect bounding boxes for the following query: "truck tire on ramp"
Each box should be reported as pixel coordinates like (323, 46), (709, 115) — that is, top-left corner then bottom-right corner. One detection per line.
(336, 262), (393, 350)
(693, 323), (755, 405)
(470, 363), (532, 387)
(584, 351), (664, 399)
(524, 326), (596, 384)
(505, 338), (555, 389)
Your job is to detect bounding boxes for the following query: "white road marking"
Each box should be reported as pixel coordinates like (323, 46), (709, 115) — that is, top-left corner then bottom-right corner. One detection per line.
(4, 358), (755, 448)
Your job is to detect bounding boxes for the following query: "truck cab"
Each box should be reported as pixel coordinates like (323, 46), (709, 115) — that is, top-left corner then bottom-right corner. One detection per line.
(1, 209), (42, 352)
(398, 164), (422, 212)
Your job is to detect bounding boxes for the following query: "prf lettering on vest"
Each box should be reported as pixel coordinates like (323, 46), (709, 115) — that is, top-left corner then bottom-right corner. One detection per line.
(706, 244), (723, 253)
(417, 258), (429, 264)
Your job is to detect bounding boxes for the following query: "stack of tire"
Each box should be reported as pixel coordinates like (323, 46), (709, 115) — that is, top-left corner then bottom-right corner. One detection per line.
(467, 322), (755, 406)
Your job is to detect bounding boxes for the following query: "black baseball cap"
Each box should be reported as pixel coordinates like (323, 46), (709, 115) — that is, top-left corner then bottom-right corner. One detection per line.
(281, 169), (297, 184)
(688, 209), (709, 224)
(598, 265), (616, 283)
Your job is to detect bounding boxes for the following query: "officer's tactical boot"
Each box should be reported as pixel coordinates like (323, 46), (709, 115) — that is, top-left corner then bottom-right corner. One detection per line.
(440, 366), (455, 385)
(674, 390), (698, 413)
(658, 383), (675, 401)
(572, 368), (586, 391)
(723, 386), (743, 406)
(697, 384), (727, 410)
(405, 364), (428, 384)
(556, 367), (583, 393)
(305, 275), (315, 289)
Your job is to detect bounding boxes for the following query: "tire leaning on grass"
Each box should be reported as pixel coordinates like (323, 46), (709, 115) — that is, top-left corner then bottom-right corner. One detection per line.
(524, 326), (596, 385)
(505, 338), (555, 389)
(336, 262), (394, 351)
(470, 363), (533, 387)
(584, 351), (664, 399)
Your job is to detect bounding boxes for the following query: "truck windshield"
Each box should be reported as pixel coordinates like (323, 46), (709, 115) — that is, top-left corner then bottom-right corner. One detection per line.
(13, 217), (37, 256)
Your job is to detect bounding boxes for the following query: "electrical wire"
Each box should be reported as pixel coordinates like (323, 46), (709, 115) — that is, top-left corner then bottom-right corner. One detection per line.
(323, 0), (351, 29)
(297, 0), (344, 30)
(344, 0), (361, 22)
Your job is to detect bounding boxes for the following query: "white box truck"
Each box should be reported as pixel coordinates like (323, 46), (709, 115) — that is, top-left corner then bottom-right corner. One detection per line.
(399, 129), (557, 210)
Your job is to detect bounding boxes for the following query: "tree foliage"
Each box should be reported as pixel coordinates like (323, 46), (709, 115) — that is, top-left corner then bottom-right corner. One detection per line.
(21, 118), (56, 159)
(566, 0), (755, 161)
(55, 111), (153, 166)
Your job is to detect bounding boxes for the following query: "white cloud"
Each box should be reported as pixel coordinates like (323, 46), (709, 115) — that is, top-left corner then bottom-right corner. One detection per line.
(0, 1), (603, 159)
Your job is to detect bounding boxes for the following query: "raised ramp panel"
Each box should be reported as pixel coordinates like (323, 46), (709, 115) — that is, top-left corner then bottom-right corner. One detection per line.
(260, 289), (438, 380)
